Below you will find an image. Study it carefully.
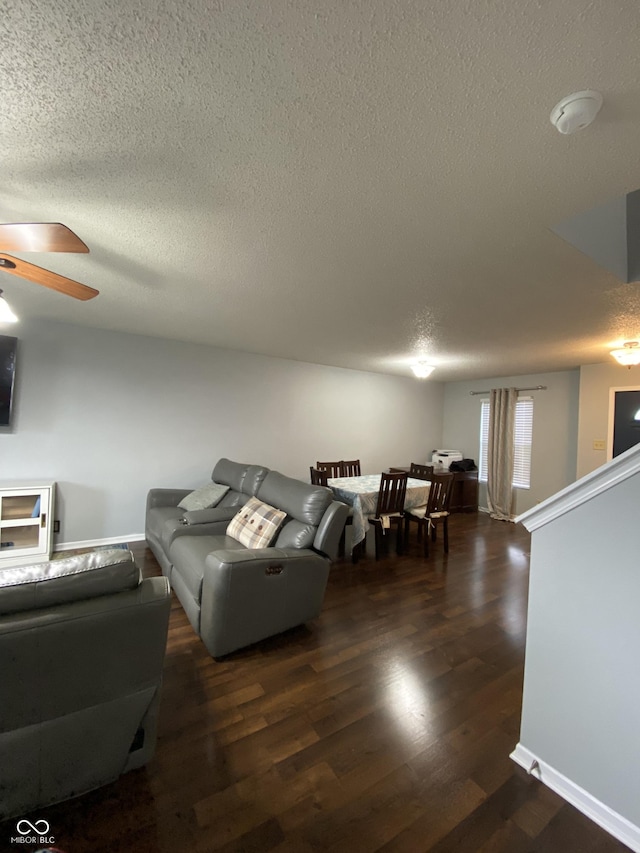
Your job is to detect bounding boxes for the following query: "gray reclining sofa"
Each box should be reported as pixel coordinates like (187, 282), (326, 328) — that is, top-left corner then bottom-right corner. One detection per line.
(0, 548), (171, 819)
(146, 458), (348, 658)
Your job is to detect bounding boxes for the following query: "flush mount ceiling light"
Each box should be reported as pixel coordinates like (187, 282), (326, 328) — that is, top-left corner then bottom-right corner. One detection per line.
(550, 90), (603, 135)
(610, 341), (640, 367)
(0, 289), (18, 323)
(411, 361), (435, 379)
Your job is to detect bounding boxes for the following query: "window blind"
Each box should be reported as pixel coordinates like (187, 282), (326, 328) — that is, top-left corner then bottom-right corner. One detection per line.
(479, 397), (533, 489)
(479, 399), (490, 482)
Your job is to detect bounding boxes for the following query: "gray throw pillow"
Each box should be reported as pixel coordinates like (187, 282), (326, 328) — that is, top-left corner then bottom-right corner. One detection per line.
(178, 483), (230, 511)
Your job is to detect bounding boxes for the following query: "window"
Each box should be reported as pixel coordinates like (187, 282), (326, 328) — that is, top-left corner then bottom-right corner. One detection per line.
(479, 397), (533, 489)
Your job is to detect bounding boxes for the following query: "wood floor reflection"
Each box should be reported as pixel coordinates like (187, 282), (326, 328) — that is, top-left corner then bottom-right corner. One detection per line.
(2, 513), (630, 852)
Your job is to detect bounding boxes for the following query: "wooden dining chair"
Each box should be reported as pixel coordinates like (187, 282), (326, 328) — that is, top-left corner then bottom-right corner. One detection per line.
(316, 461), (343, 480)
(310, 467), (329, 487)
(409, 462), (434, 481)
(314, 464), (355, 557)
(407, 463), (434, 543)
(340, 459), (361, 477)
(404, 473), (454, 558)
(369, 472), (408, 560)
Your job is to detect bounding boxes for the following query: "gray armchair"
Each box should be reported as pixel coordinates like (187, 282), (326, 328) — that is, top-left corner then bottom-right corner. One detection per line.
(0, 549), (171, 820)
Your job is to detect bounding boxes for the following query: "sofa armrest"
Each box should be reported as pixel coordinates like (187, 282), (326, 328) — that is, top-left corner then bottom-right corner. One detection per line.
(314, 500), (349, 560)
(181, 506), (240, 526)
(199, 548), (330, 657)
(146, 488), (191, 512)
(205, 546), (319, 566)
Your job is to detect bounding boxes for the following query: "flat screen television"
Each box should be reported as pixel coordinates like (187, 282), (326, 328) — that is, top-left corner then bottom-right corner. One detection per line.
(0, 335), (17, 427)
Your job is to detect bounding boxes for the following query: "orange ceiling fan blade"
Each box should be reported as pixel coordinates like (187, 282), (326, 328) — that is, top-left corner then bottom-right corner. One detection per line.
(0, 223), (89, 253)
(0, 255), (99, 301)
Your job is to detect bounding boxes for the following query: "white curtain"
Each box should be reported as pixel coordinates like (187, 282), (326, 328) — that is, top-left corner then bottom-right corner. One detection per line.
(487, 387), (518, 521)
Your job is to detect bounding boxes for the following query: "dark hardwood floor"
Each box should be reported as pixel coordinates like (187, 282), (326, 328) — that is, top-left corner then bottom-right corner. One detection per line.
(1, 514), (630, 852)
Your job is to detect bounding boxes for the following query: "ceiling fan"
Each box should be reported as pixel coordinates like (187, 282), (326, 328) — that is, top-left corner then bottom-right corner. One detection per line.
(0, 223), (99, 300)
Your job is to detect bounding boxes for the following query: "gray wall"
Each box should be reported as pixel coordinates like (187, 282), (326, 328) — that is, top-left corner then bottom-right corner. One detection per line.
(520, 471), (640, 829)
(442, 370), (580, 514)
(577, 361), (640, 478)
(0, 320), (444, 547)
(551, 193), (629, 282)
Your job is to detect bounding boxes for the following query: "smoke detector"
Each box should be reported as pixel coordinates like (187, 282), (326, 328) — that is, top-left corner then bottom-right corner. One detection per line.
(550, 90), (603, 135)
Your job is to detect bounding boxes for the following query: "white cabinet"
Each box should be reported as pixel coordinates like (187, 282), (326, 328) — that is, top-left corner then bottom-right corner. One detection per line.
(0, 482), (55, 568)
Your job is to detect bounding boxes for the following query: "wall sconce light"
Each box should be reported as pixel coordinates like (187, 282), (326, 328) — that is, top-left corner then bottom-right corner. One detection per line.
(610, 341), (640, 367)
(411, 361), (435, 379)
(0, 290), (18, 323)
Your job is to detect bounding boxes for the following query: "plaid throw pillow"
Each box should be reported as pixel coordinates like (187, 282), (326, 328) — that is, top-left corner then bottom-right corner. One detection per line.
(226, 497), (287, 549)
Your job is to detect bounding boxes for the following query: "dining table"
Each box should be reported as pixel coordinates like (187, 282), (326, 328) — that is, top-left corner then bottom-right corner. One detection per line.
(327, 473), (431, 552)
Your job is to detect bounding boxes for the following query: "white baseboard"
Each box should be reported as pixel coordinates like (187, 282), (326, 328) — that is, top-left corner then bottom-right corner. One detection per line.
(54, 533), (145, 553)
(511, 744), (640, 852)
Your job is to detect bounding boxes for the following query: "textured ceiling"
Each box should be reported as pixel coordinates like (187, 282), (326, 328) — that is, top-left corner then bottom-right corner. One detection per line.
(1, 0), (640, 381)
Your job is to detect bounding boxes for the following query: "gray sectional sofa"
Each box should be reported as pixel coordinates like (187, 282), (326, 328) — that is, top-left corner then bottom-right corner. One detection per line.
(146, 458), (348, 658)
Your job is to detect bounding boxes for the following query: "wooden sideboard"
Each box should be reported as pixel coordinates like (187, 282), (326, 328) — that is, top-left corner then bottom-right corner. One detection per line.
(389, 467), (478, 513)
